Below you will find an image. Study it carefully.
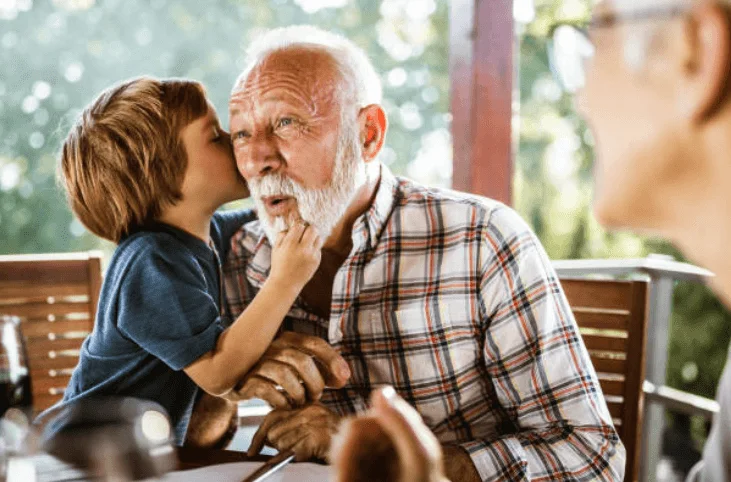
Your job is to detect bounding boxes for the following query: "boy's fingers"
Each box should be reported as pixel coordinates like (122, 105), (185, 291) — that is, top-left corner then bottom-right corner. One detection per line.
(286, 222), (307, 244)
(301, 225), (318, 246)
(274, 231), (287, 248)
(313, 234), (324, 250)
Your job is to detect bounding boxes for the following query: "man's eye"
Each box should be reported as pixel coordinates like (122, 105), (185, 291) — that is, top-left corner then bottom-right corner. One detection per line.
(233, 131), (250, 141)
(277, 117), (294, 128)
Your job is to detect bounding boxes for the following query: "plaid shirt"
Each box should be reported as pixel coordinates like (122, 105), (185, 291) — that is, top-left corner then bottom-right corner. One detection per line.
(224, 166), (625, 481)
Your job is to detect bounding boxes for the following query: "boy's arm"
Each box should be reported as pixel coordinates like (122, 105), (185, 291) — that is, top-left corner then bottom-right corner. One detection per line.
(117, 244), (294, 399)
(186, 223), (321, 398)
(183, 276), (300, 397)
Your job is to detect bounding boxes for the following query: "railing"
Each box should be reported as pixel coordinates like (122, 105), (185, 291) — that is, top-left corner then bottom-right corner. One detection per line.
(552, 255), (716, 482)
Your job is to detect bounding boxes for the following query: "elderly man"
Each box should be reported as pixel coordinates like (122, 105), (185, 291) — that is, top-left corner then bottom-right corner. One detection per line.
(223, 26), (624, 481)
(335, 1), (731, 482)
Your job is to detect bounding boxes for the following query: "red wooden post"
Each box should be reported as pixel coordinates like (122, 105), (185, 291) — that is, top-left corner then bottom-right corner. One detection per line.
(450, 0), (514, 205)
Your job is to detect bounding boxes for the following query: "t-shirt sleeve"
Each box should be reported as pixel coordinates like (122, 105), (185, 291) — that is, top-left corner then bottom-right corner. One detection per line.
(117, 247), (224, 371)
(212, 208), (257, 259)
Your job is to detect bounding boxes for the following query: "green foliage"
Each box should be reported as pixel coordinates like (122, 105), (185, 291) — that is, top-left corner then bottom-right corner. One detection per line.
(0, 0), (450, 254)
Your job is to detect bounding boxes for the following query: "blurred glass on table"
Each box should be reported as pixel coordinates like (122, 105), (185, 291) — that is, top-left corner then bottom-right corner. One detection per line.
(0, 315), (34, 481)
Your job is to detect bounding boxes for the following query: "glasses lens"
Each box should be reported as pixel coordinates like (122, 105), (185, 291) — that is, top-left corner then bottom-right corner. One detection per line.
(550, 25), (594, 93)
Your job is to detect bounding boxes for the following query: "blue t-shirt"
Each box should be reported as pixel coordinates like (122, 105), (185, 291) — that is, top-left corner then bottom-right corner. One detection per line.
(55, 209), (255, 445)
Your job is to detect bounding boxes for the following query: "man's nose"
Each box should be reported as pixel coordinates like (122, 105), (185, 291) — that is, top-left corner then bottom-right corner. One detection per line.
(236, 135), (282, 179)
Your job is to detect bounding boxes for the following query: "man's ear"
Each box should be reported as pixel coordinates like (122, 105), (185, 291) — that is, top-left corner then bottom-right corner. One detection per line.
(679, 3), (731, 121)
(358, 104), (387, 163)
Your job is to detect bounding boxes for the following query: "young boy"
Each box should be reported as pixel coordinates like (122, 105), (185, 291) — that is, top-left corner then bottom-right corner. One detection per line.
(51, 77), (323, 445)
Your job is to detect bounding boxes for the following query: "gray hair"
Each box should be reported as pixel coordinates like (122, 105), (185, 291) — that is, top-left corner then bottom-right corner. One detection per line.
(233, 25), (382, 114)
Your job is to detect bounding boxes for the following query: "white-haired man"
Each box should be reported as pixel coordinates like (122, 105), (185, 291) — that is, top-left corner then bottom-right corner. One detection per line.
(333, 1), (731, 482)
(223, 26), (624, 481)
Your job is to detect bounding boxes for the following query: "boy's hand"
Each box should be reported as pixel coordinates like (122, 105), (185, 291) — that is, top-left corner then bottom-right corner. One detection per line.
(270, 222), (322, 290)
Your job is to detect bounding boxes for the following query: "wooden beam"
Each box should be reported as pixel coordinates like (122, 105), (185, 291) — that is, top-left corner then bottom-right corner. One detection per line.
(450, 0), (514, 205)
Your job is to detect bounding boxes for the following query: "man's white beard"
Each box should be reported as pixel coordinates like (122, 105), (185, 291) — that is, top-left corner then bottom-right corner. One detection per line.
(249, 120), (366, 243)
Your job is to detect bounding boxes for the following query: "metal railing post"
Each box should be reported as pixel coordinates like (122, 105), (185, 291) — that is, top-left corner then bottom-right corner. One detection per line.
(639, 274), (676, 482)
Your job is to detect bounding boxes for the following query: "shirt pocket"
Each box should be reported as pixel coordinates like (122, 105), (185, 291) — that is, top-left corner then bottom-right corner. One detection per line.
(358, 301), (479, 426)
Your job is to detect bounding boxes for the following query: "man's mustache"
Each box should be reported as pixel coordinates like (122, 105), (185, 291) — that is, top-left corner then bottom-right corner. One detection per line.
(249, 173), (300, 198)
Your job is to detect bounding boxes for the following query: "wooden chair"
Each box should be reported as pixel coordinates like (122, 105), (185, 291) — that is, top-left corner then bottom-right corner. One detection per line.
(0, 252), (103, 414)
(560, 278), (649, 482)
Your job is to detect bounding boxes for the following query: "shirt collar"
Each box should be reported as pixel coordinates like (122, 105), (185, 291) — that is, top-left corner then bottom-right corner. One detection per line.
(352, 164), (399, 250)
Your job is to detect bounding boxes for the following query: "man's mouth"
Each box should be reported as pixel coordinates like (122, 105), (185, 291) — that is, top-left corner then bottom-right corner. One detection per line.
(261, 196), (295, 216)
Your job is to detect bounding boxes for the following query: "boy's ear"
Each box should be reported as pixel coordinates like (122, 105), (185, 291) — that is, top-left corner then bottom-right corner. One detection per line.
(358, 105), (387, 163)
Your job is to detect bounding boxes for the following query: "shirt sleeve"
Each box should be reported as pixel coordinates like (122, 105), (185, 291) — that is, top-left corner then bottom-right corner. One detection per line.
(213, 208), (257, 260)
(461, 205), (626, 481)
(688, 347), (731, 482)
(117, 245), (225, 371)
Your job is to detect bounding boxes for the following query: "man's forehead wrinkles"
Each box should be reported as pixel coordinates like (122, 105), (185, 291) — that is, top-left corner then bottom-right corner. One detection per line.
(230, 76), (337, 122)
(230, 89), (318, 119)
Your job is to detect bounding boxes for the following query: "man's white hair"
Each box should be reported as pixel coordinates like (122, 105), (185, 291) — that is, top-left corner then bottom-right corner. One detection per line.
(234, 25), (382, 111)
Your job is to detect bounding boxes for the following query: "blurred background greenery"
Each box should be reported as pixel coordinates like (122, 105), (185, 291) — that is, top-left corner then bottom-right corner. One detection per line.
(1, 0), (729, 473)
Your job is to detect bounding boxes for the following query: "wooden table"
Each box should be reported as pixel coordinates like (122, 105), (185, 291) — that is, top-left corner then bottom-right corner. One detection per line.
(27, 447), (268, 481)
(177, 447), (268, 471)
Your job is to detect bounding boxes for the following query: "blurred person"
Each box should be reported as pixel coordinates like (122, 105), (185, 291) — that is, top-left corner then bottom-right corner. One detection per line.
(42, 77), (333, 448)
(334, 0), (731, 481)
(224, 25), (624, 481)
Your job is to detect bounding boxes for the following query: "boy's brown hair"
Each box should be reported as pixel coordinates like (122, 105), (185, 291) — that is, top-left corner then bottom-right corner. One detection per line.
(59, 77), (209, 243)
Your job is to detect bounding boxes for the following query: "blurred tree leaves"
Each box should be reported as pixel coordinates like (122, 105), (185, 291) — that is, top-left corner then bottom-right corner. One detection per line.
(0, 0), (450, 254)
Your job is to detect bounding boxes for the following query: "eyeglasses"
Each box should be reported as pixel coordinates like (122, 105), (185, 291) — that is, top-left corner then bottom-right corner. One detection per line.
(548, 5), (689, 93)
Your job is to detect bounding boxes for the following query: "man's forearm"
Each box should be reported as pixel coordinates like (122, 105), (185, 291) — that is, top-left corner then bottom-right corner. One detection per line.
(443, 445), (481, 482)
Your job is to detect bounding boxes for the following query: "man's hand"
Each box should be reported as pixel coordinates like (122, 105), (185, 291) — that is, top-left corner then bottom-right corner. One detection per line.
(247, 403), (340, 461)
(231, 331), (351, 408)
(184, 393), (237, 449)
(332, 386), (450, 482)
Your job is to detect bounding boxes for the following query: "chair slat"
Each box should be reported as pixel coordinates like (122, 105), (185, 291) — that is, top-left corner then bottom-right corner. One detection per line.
(32, 393), (63, 412)
(0, 283), (90, 299)
(607, 401), (624, 419)
(590, 356), (628, 375)
(597, 376), (625, 397)
(572, 309), (628, 330)
(21, 319), (92, 338)
(26, 338), (87, 355)
(581, 333), (628, 353)
(0, 257), (93, 284)
(561, 279), (635, 311)
(27, 353), (80, 371)
(0, 302), (92, 319)
(30, 367), (76, 379)
(31, 375), (73, 393)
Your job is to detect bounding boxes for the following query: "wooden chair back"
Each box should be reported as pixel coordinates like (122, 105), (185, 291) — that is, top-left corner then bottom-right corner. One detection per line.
(560, 278), (649, 482)
(0, 252), (103, 414)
